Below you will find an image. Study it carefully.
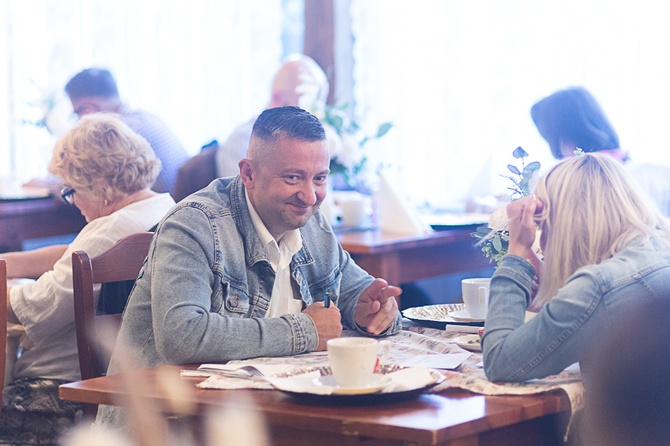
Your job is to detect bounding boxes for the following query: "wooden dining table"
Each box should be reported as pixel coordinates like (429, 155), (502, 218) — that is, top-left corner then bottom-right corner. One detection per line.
(0, 195), (86, 252)
(337, 227), (492, 286)
(60, 364), (571, 446)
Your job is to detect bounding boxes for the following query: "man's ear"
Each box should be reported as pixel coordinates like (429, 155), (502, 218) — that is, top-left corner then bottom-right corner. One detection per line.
(238, 158), (254, 188)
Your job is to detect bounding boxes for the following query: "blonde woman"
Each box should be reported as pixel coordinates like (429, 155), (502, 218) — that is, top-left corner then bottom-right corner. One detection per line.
(483, 153), (670, 382)
(0, 114), (175, 443)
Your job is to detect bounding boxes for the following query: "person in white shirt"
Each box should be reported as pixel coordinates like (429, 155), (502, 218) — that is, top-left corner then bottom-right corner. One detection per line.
(0, 114), (175, 444)
(216, 54), (331, 179)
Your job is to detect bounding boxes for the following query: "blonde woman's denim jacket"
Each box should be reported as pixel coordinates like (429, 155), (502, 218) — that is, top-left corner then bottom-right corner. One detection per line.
(108, 176), (401, 374)
(483, 238), (670, 382)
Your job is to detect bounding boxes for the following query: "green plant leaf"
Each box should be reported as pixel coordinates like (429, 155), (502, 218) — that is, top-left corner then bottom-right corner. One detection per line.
(492, 235), (503, 252)
(512, 146), (528, 159)
(375, 122), (394, 138)
(329, 114), (345, 133)
(523, 161), (541, 175)
(476, 226), (493, 235)
(507, 164), (521, 175)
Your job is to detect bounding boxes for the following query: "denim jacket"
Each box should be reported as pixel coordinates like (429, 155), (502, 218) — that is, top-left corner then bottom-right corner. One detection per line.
(108, 176), (401, 373)
(482, 237), (670, 382)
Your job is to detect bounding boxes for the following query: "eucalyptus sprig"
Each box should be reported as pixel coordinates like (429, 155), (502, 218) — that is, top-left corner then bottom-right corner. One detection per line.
(471, 226), (510, 265)
(324, 103), (393, 189)
(471, 147), (541, 265)
(500, 146), (542, 200)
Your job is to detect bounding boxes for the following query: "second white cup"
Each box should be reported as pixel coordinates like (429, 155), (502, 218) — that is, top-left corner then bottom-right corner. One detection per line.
(327, 337), (391, 388)
(461, 278), (491, 319)
(339, 195), (370, 228)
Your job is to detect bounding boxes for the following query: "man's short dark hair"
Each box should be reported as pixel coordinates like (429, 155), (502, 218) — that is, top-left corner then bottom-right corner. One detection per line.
(65, 68), (119, 100)
(252, 106), (326, 143)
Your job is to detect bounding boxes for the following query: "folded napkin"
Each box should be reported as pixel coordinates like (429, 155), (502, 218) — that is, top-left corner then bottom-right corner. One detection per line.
(265, 371), (329, 394)
(381, 367), (437, 392)
(191, 362), (297, 390)
(443, 324), (481, 334)
(375, 170), (432, 236)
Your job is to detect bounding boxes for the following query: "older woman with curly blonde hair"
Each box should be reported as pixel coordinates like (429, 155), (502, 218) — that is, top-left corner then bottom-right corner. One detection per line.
(482, 153), (670, 383)
(0, 114), (175, 444)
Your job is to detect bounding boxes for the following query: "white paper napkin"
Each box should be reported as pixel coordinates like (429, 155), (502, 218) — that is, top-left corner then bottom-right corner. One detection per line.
(401, 353), (470, 370)
(191, 362), (297, 390)
(265, 371), (330, 394)
(197, 363), (294, 376)
(443, 324), (481, 334)
(375, 170), (432, 236)
(381, 367), (438, 392)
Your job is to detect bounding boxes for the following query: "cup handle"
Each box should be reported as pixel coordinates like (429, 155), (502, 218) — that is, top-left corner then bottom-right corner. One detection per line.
(478, 286), (489, 305)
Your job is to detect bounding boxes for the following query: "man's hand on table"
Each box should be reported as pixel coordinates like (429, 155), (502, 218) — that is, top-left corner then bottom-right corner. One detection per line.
(354, 278), (401, 335)
(303, 302), (342, 350)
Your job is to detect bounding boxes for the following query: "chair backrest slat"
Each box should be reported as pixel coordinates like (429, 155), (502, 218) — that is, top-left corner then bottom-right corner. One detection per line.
(0, 259), (7, 410)
(71, 232), (153, 418)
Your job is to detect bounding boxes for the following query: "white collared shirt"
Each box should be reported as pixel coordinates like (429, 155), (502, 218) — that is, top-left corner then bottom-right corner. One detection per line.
(245, 190), (303, 317)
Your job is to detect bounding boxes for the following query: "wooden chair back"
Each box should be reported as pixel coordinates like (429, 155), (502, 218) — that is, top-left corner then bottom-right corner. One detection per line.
(71, 232), (153, 416)
(172, 143), (218, 202)
(0, 259), (7, 406)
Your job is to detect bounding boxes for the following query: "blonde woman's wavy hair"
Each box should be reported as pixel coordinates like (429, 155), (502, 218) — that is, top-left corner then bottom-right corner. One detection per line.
(49, 114), (161, 203)
(533, 153), (670, 306)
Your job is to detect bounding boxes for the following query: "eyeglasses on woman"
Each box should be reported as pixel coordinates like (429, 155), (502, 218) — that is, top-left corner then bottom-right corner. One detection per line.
(60, 187), (76, 205)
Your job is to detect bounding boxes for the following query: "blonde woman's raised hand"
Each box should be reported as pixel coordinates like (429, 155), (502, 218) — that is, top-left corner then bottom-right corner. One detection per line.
(506, 196), (543, 259)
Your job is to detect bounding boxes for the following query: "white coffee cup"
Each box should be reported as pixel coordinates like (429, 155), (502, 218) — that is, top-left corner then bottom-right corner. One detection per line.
(461, 278), (491, 319)
(327, 337), (391, 388)
(339, 195), (369, 227)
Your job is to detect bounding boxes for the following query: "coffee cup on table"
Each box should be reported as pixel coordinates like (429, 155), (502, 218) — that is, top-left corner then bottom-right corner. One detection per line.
(461, 278), (491, 319)
(339, 194), (370, 228)
(327, 337), (391, 388)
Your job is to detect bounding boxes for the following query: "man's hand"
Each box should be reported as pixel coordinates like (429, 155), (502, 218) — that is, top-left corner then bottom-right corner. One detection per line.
(354, 278), (401, 335)
(303, 302), (342, 350)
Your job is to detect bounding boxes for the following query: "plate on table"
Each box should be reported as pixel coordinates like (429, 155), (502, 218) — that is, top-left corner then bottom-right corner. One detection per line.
(421, 212), (490, 231)
(447, 309), (485, 323)
(453, 335), (482, 352)
(313, 374), (392, 395)
(403, 303), (484, 329)
(268, 364), (444, 405)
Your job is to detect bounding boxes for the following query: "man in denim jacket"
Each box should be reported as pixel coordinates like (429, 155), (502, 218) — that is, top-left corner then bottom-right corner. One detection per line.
(98, 107), (402, 425)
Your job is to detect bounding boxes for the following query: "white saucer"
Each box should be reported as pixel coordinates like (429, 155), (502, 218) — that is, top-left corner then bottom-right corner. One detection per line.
(448, 309), (485, 322)
(453, 335), (482, 352)
(313, 374), (392, 395)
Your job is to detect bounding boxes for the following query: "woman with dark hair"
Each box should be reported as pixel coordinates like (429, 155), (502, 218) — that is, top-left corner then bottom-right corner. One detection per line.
(531, 86), (670, 216)
(531, 86), (621, 159)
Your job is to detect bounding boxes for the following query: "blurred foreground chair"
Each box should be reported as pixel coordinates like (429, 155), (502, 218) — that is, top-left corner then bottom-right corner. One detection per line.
(582, 297), (670, 445)
(172, 139), (219, 202)
(71, 232), (153, 418)
(0, 259), (7, 409)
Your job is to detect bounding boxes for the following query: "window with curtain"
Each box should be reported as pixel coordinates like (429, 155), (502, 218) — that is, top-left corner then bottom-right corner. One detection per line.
(1, 0), (304, 182)
(349, 0), (670, 209)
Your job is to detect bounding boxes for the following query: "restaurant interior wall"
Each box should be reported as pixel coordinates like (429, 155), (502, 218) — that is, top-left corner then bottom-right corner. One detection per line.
(4, 1), (670, 227)
(347, 0), (670, 211)
(0, 0), (303, 183)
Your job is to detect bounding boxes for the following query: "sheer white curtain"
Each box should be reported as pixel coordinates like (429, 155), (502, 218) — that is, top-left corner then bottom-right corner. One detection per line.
(350, 0), (670, 209)
(1, 0), (286, 181)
